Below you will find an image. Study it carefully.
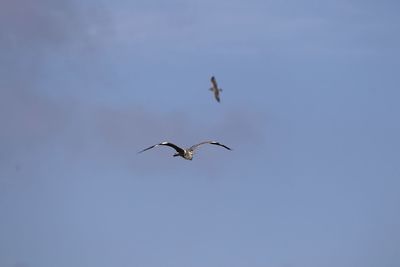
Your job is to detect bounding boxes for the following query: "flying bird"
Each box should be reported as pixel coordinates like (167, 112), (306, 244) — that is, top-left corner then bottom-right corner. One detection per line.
(138, 141), (232, 160)
(209, 76), (222, 102)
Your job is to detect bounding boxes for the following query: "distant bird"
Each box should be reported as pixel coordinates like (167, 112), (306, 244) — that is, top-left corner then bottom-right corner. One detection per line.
(209, 76), (222, 102)
(138, 141), (232, 160)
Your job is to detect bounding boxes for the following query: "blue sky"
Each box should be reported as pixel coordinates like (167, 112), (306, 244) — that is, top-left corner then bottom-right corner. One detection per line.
(1, 0), (400, 266)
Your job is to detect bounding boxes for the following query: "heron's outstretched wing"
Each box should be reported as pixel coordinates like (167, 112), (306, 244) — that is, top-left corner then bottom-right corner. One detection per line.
(210, 76), (218, 89)
(214, 91), (220, 102)
(190, 141), (232, 151)
(138, 141), (185, 154)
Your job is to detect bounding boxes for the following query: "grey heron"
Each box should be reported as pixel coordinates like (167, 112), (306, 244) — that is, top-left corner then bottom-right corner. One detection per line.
(210, 76), (222, 102)
(139, 141), (232, 160)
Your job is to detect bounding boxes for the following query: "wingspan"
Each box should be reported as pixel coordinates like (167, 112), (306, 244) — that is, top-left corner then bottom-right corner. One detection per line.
(138, 141), (185, 154)
(190, 141), (232, 151)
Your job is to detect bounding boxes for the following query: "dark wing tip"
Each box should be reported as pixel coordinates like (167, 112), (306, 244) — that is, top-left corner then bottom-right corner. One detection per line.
(138, 141), (182, 154)
(138, 144), (156, 154)
(210, 141), (232, 150)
